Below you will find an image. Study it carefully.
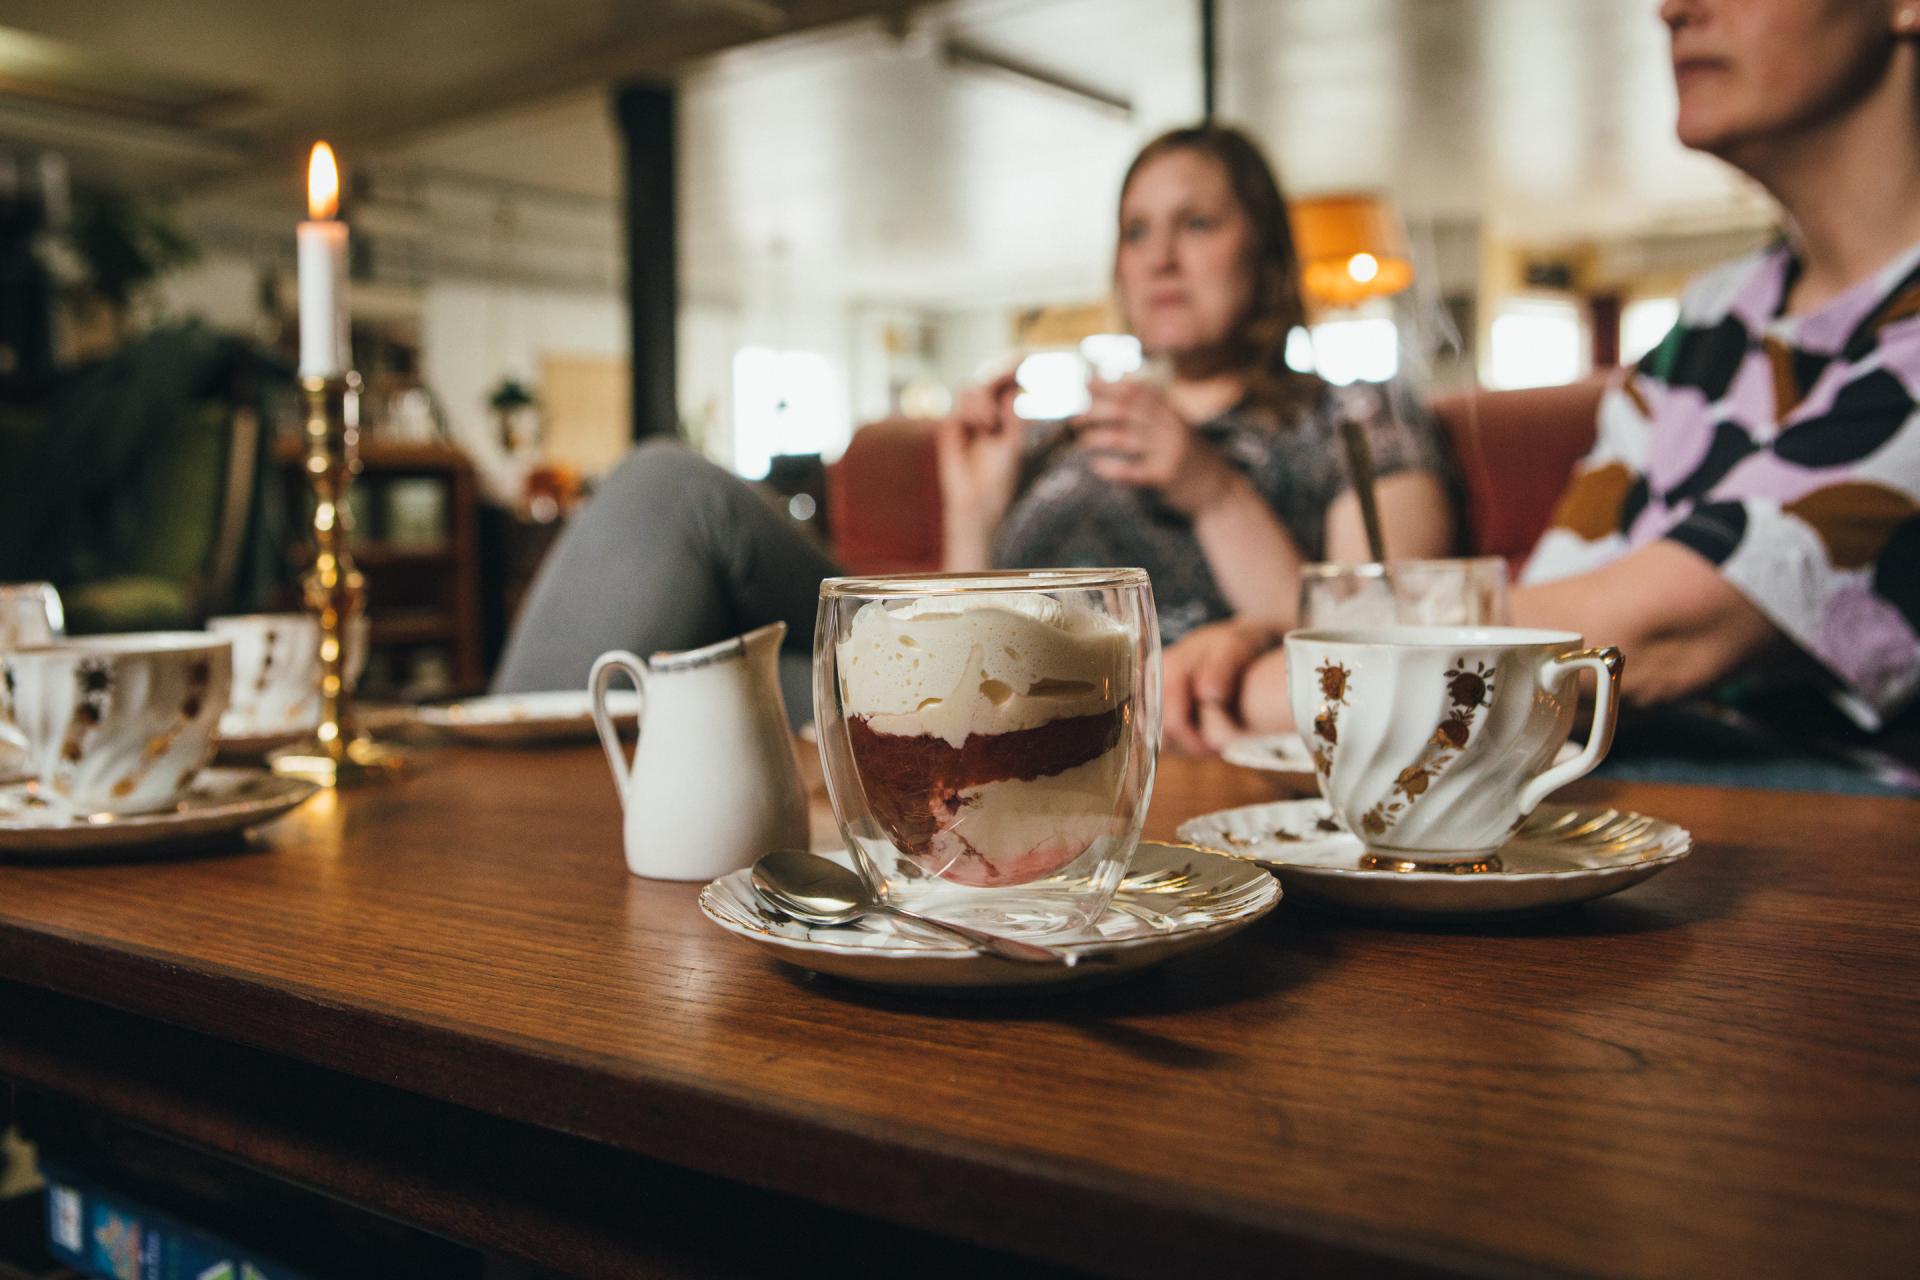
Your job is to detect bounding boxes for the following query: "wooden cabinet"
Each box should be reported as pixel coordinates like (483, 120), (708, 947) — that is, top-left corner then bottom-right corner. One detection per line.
(279, 438), (485, 699)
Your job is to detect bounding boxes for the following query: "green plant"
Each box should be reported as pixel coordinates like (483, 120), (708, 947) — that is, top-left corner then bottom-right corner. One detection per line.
(64, 189), (197, 312)
(488, 378), (535, 412)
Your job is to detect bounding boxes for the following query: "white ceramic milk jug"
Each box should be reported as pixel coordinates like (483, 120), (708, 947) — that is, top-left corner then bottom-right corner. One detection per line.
(589, 622), (809, 881)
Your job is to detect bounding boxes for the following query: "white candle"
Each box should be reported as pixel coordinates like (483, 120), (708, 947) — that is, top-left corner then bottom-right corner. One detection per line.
(298, 142), (348, 378)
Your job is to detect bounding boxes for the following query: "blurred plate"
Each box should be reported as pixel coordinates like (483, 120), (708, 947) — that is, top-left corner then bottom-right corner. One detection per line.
(412, 690), (640, 745)
(216, 728), (311, 760)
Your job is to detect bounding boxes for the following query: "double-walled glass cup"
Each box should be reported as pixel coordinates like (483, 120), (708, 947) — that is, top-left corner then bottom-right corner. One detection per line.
(814, 569), (1160, 939)
(1298, 556), (1510, 629)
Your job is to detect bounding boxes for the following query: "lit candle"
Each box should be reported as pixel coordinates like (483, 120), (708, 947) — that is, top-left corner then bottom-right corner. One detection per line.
(297, 141), (348, 378)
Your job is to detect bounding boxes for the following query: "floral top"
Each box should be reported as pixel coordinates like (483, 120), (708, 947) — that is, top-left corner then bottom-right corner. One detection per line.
(1523, 241), (1920, 730)
(993, 380), (1451, 643)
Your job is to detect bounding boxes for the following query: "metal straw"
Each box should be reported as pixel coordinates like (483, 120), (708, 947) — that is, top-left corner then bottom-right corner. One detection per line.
(1339, 417), (1388, 564)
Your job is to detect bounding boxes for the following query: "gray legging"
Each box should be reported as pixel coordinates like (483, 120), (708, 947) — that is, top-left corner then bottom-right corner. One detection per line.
(492, 440), (840, 722)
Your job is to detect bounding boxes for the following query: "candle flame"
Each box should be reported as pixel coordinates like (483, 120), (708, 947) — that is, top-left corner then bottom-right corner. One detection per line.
(307, 142), (340, 220)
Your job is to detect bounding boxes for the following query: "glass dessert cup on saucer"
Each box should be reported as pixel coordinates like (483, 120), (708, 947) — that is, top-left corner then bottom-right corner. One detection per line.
(813, 569), (1160, 941)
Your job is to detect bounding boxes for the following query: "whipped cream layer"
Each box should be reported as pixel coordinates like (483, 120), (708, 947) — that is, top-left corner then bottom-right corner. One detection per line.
(837, 593), (1132, 749)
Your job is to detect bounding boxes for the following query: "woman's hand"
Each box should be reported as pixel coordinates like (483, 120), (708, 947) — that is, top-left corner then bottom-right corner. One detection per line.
(1072, 379), (1239, 516)
(1159, 615), (1285, 755)
(936, 370), (1024, 569)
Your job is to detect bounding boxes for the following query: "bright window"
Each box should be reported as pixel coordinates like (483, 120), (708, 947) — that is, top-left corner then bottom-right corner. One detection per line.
(731, 346), (847, 480)
(1621, 297), (1681, 366)
(1488, 299), (1585, 389)
(1306, 317), (1399, 386)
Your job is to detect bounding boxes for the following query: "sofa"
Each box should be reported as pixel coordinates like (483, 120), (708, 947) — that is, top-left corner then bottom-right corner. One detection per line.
(823, 379), (1607, 575)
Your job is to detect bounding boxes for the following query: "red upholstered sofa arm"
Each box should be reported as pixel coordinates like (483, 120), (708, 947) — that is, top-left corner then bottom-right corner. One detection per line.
(824, 417), (944, 575)
(826, 380), (1607, 575)
(1428, 378), (1605, 568)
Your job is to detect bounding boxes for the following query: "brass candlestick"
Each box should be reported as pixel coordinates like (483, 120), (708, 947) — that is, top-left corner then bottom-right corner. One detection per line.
(270, 371), (409, 788)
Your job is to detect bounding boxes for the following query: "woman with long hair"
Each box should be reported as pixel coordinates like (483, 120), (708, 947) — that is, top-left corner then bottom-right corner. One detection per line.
(495, 125), (1458, 717)
(940, 126), (1453, 651)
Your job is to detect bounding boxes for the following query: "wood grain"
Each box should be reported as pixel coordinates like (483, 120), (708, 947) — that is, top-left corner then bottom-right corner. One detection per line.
(0, 743), (1915, 1278)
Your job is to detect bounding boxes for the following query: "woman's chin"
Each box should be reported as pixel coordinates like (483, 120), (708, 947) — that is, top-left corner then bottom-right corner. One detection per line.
(1137, 330), (1215, 364)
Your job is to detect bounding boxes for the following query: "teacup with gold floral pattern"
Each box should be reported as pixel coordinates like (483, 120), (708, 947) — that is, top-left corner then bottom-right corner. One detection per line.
(0, 633), (233, 817)
(0, 582), (64, 778)
(209, 612), (368, 740)
(1284, 626), (1623, 867)
(0, 582), (63, 650)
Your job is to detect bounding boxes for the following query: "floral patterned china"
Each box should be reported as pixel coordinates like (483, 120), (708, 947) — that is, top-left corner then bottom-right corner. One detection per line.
(1178, 797), (1691, 918)
(0, 768), (317, 857)
(1285, 627), (1623, 865)
(0, 633), (232, 817)
(1223, 731), (1579, 775)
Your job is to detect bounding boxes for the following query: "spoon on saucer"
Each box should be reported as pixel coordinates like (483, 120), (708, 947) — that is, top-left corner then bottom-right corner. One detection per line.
(751, 850), (1078, 966)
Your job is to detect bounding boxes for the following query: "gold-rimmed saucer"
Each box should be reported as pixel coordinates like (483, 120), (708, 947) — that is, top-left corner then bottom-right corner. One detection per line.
(0, 769), (318, 858)
(1177, 799), (1691, 918)
(699, 842), (1280, 990)
(412, 690), (641, 745)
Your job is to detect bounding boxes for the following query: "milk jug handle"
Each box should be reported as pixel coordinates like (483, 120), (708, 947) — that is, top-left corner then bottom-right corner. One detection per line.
(1517, 645), (1624, 814)
(588, 651), (649, 810)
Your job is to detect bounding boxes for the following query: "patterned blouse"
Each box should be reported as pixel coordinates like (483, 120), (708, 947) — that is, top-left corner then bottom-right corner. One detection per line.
(992, 380), (1452, 644)
(1523, 241), (1920, 731)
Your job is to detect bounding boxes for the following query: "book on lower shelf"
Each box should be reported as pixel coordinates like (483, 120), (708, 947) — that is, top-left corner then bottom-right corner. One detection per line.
(41, 1162), (313, 1280)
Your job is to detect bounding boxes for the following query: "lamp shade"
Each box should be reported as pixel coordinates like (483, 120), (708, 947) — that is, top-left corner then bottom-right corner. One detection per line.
(1289, 193), (1414, 309)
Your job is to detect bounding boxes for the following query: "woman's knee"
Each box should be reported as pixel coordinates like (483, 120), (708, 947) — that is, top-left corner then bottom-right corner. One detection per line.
(602, 439), (734, 506)
(586, 439), (750, 541)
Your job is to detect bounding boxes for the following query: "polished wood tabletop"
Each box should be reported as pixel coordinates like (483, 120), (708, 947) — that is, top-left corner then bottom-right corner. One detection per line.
(0, 742), (1916, 1278)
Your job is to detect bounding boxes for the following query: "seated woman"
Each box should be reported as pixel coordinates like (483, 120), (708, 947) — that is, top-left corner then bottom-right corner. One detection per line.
(494, 124), (1457, 703)
(937, 125), (1453, 643)
(1165, 0), (1920, 764)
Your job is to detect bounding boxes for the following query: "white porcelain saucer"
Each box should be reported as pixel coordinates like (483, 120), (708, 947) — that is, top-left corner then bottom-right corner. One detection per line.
(216, 727), (310, 760)
(699, 841), (1281, 990)
(0, 768), (319, 858)
(1177, 798), (1691, 918)
(412, 690), (641, 745)
(1222, 732), (1578, 775)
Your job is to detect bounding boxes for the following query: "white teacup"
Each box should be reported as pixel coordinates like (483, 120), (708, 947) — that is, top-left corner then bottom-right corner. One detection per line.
(1285, 626), (1623, 865)
(0, 582), (64, 650)
(208, 613), (369, 739)
(0, 582), (65, 778)
(0, 633), (233, 816)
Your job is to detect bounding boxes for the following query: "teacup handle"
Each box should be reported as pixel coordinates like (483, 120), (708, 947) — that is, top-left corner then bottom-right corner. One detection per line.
(0, 657), (24, 754)
(1517, 645), (1625, 815)
(588, 651), (648, 811)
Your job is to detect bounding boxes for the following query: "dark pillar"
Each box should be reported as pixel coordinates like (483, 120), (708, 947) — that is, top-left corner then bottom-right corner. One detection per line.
(613, 82), (676, 440)
(1200, 0), (1217, 121)
(1589, 292), (1622, 370)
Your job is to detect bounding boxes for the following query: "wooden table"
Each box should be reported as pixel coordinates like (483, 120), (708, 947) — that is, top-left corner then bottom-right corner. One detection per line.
(0, 744), (1915, 1278)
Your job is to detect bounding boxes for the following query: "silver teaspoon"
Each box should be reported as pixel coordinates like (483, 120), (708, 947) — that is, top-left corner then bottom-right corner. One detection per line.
(751, 850), (1078, 966)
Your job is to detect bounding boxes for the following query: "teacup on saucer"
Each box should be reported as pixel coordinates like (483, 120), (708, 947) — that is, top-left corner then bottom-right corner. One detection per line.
(209, 612), (368, 744)
(0, 633), (232, 817)
(1286, 626), (1624, 866)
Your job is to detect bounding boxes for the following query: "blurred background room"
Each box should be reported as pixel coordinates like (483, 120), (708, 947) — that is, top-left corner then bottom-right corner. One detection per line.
(0, 0), (1777, 702)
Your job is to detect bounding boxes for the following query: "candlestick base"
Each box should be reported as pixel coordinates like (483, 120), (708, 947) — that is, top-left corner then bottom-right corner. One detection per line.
(268, 735), (411, 789)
